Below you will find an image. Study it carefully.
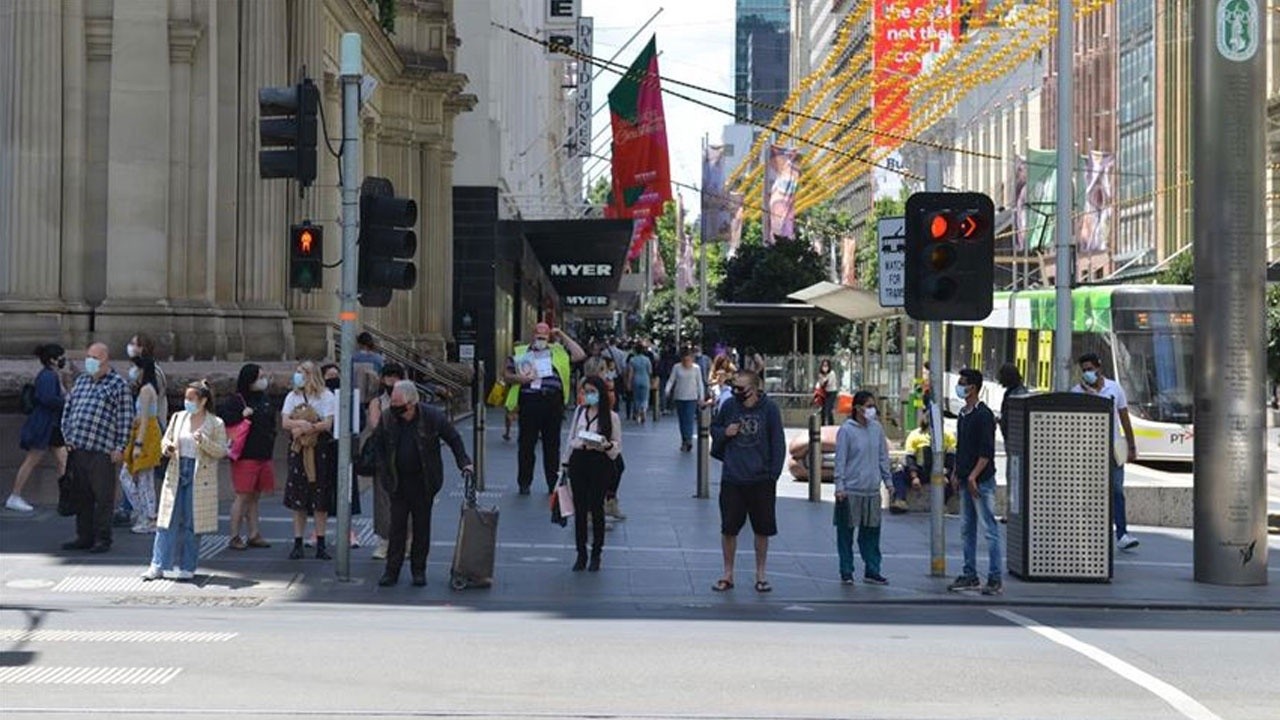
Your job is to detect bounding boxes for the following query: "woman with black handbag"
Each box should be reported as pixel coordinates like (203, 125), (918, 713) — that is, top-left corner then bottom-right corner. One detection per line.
(563, 376), (622, 572)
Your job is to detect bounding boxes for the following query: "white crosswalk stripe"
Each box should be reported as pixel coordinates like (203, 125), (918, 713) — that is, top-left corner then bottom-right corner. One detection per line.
(353, 518), (378, 548)
(199, 534), (230, 559)
(0, 666), (183, 685)
(0, 630), (237, 643)
(51, 576), (173, 593)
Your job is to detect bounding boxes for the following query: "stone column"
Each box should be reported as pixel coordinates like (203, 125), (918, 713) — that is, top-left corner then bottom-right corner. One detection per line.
(60, 0), (87, 316)
(0, 1), (64, 317)
(420, 136), (447, 357)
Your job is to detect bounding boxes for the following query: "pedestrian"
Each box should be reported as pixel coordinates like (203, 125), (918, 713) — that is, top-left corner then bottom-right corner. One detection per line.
(586, 357), (627, 521)
(709, 370), (786, 593)
(366, 363), (404, 560)
(282, 361), (337, 560)
(563, 376), (622, 571)
(120, 356), (162, 534)
(947, 368), (1004, 596)
(322, 362), (361, 549)
(115, 333), (168, 527)
(996, 362), (1030, 440)
(626, 342), (654, 423)
(1072, 353), (1140, 551)
(657, 345), (678, 415)
(833, 391), (893, 585)
(60, 342), (134, 553)
(9, 344), (68, 513)
(665, 349), (706, 452)
(741, 347), (766, 376)
(692, 344), (712, 384)
(816, 358), (840, 425)
(890, 414), (955, 514)
(217, 364), (277, 551)
(142, 381), (227, 581)
(351, 331), (385, 375)
(504, 322), (586, 495)
(368, 380), (472, 587)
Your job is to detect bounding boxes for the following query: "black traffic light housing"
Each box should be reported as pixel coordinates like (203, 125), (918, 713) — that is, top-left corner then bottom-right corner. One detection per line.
(358, 176), (418, 308)
(258, 78), (318, 187)
(904, 191), (995, 321)
(289, 221), (323, 291)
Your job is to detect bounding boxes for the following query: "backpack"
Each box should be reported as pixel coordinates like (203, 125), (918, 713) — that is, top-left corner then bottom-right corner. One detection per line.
(19, 383), (37, 415)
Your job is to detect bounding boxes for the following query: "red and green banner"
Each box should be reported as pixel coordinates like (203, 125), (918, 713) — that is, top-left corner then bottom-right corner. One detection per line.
(608, 36), (673, 261)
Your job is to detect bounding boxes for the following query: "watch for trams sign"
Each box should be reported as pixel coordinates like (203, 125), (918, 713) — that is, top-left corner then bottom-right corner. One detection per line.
(1216, 0), (1259, 63)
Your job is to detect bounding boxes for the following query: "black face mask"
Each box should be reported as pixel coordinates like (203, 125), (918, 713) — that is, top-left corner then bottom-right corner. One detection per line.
(56, 357), (66, 369)
(325, 378), (340, 391)
(392, 403), (411, 419)
(731, 387), (749, 401)
(383, 385), (395, 396)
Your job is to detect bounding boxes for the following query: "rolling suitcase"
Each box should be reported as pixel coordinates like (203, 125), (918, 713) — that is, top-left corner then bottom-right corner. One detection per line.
(450, 471), (498, 590)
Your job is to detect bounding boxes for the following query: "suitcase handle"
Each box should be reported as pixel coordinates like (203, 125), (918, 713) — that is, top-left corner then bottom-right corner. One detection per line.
(462, 468), (477, 507)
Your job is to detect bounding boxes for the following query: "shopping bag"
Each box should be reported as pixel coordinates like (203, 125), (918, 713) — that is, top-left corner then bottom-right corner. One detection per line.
(226, 418), (252, 461)
(486, 381), (507, 407)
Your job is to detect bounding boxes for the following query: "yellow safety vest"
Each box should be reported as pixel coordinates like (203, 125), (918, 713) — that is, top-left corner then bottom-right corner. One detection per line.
(505, 343), (572, 410)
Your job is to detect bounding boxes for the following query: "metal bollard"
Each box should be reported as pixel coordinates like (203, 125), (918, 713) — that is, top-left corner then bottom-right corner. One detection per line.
(807, 412), (823, 502)
(695, 404), (711, 498)
(473, 360), (486, 492)
(651, 386), (660, 423)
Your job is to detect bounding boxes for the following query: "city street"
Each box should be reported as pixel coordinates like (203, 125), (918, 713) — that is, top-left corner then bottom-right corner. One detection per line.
(2, 411), (1277, 719)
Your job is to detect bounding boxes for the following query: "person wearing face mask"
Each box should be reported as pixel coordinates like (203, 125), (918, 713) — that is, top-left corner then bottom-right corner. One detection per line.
(321, 363), (362, 549)
(832, 391), (893, 585)
(143, 381), (227, 581)
(1071, 352), (1140, 551)
(281, 361), (338, 559)
(947, 368), (1003, 596)
(10, 344), (70, 512)
(118, 356), (162, 534)
(504, 322), (586, 495)
(366, 363), (405, 560)
(115, 334), (168, 528)
(890, 414), (956, 514)
(562, 376), (622, 571)
(217, 364), (279, 550)
(60, 342), (134, 553)
(367, 380), (473, 587)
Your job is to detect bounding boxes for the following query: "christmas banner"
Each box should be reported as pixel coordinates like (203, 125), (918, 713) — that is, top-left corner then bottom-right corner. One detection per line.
(608, 36), (673, 261)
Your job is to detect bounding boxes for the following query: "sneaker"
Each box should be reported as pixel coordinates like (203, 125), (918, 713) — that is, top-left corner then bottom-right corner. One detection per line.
(840, 573), (855, 585)
(130, 522), (156, 535)
(888, 499), (909, 514)
(140, 566), (163, 581)
(1117, 534), (1140, 551)
(981, 580), (1004, 596)
(372, 539), (388, 560)
(166, 569), (195, 581)
(605, 497), (627, 520)
(5, 494), (34, 513)
(947, 575), (981, 592)
(863, 573), (889, 586)
(349, 530), (360, 549)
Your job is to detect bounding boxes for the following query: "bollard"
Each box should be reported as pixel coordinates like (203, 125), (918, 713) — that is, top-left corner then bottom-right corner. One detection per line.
(807, 412), (822, 502)
(473, 361), (486, 492)
(695, 404), (711, 498)
(651, 386), (660, 423)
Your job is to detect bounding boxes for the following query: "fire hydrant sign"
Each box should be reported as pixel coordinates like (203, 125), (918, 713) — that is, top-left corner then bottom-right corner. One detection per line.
(878, 216), (906, 308)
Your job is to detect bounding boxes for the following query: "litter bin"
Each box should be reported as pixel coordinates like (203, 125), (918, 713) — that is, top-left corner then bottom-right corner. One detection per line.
(1005, 392), (1113, 582)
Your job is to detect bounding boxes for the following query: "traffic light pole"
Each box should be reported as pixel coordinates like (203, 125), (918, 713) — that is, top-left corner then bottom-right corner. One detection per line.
(1052, 0), (1073, 391)
(335, 33), (362, 582)
(925, 156), (945, 578)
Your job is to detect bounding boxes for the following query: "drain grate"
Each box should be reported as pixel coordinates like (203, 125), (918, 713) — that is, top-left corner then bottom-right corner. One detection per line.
(52, 576), (173, 593)
(110, 595), (266, 608)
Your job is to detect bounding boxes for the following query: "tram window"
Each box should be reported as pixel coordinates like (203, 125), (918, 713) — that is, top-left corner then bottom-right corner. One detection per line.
(983, 327), (1009, 378)
(949, 326), (972, 372)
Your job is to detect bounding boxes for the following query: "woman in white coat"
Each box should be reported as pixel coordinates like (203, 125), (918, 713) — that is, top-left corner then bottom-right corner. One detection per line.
(143, 381), (227, 581)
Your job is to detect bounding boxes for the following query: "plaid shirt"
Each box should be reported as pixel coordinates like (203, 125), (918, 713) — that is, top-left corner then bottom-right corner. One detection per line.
(61, 370), (134, 454)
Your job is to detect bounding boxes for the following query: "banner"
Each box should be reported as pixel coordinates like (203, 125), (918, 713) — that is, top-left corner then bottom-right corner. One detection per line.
(727, 192), (745, 259)
(1019, 148), (1058, 254)
(700, 145), (733, 242)
(650, 235), (668, 288)
(763, 145), (800, 243)
(1078, 150), (1114, 256)
(873, 0), (960, 149)
(608, 36), (673, 261)
(840, 235), (858, 286)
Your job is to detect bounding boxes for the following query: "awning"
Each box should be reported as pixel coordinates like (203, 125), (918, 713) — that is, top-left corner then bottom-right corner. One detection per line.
(786, 281), (902, 322)
(516, 219), (635, 305)
(693, 302), (839, 325)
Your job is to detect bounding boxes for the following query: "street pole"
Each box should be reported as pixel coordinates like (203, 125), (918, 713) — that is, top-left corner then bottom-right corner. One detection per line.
(699, 134), (709, 313)
(334, 33), (361, 582)
(1192, 0), (1268, 585)
(1052, 0), (1073, 391)
(925, 155), (945, 577)
(674, 193), (683, 350)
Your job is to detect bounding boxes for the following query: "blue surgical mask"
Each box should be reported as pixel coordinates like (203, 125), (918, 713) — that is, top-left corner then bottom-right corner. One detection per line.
(292, 372), (305, 389)
(863, 407), (878, 422)
(955, 384), (968, 399)
(1082, 370), (1098, 385)
(83, 357), (101, 375)
(128, 366), (140, 382)
(584, 392), (600, 406)
(184, 400), (199, 414)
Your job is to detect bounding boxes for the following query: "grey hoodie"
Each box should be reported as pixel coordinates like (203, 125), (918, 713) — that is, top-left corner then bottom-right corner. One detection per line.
(833, 417), (891, 495)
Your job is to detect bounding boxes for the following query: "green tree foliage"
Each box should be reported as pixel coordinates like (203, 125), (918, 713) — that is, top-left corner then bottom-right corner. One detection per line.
(1269, 284), (1280, 383)
(1158, 249), (1194, 285)
(372, 0), (396, 34)
(638, 288), (702, 348)
(587, 176), (611, 206)
(716, 236), (835, 353)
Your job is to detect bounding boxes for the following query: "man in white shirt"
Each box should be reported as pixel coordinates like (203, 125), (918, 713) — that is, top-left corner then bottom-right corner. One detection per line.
(1072, 352), (1140, 550)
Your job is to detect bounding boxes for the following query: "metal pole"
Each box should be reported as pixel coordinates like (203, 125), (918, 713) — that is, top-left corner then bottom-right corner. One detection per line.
(1192, 0), (1267, 585)
(926, 155), (945, 577)
(1052, 0), (1074, 391)
(695, 404), (711, 499)
(675, 191), (683, 351)
(334, 33), (362, 582)
(807, 412), (822, 503)
(700, 133), (710, 314)
(473, 360), (486, 493)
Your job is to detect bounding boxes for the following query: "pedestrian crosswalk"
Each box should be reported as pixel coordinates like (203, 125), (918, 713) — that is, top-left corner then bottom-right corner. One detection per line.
(0, 627), (240, 687)
(0, 630), (237, 643)
(0, 666), (183, 685)
(51, 576), (173, 593)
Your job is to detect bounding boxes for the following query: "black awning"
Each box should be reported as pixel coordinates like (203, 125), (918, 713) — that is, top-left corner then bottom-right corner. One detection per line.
(518, 219), (634, 304)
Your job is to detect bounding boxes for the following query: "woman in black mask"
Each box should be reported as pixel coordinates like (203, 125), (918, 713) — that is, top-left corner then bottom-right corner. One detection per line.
(10, 344), (69, 513)
(217, 363), (279, 550)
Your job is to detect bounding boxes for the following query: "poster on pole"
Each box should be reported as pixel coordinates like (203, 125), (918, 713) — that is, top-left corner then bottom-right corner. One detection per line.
(878, 216), (906, 308)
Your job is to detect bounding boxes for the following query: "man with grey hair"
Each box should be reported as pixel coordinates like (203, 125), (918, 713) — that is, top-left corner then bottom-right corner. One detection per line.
(61, 342), (133, 553)
(367, 379), (473, 587)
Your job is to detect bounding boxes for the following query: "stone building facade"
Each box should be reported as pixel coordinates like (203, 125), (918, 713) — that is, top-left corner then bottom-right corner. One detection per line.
(0, 0), (474, 361)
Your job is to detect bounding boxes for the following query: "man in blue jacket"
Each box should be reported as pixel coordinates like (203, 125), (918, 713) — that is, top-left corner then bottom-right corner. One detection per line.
(710, 370), (786, 593)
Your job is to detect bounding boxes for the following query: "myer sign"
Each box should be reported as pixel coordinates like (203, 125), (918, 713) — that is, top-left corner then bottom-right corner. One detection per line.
(550, 263), (612, 277)
(565, 295), (609, 307)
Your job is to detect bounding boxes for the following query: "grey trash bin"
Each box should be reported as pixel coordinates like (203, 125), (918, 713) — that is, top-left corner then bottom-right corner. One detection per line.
(1005, 392), (1114, 582)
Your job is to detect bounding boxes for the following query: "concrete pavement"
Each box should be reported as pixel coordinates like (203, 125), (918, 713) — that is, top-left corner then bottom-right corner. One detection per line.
(2, 408), (1277, 614)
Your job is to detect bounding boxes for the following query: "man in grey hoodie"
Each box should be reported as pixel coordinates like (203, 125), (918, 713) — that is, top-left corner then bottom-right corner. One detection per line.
(833, 390), (893, 585)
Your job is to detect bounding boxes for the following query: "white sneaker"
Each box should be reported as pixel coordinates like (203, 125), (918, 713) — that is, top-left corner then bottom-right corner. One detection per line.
(371, 538), (388, 560)
(304, 533), (316, 548)
(1118, 533), (1140, 551)
(5, 494), (34, 512)
(130, 521), (156, 535)
(165, 569), (194, 581)
(140, 566), (163, 581)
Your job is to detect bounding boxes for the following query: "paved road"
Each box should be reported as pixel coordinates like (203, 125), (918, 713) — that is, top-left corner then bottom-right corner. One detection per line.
(2, 409), (1277, 718)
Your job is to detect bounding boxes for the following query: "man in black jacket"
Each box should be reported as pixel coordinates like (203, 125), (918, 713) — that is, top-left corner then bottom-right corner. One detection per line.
(947, 368), (1003, 596)
(368, 380), (472, 587)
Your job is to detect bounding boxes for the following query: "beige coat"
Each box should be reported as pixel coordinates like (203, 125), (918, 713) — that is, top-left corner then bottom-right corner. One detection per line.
(157, 411), (228, 535)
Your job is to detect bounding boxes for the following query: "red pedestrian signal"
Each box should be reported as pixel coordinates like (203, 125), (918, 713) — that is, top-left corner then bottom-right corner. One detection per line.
(904, 192), (995, 321)
(290, 221), (323, 291)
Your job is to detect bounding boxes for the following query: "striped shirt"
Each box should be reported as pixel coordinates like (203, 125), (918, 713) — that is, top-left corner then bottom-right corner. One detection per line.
(61, 370), (134, 454)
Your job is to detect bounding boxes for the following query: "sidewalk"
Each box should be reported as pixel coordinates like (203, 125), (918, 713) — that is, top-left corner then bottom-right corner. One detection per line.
(1, 408), (1277, 612)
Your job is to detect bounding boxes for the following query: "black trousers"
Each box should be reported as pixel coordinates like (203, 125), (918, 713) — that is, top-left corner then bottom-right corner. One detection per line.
(385, 479), (437, 576)
(70, 449), (116, 546)
(518, 392), (563, 492)
(569, 450), (611, 554)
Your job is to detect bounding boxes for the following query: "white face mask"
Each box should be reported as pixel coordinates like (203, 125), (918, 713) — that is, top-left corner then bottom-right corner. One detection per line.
(253, 377), (269, 391)
(128, 366), (140, 382)
(126, 343), (140, 359)
(863, 407), (877, 423)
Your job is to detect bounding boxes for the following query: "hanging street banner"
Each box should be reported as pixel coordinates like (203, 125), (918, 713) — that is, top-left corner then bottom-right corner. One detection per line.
(608, 36), (673, 261)
(701, 145), (734, 242)
(873, 0), (960, 149)
(763, 144), (800, 243)
(1078, 150), (1114, 256)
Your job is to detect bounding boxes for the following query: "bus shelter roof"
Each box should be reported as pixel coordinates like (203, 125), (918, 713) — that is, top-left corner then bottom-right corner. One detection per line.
(786, 281), (902, 323)
(692, 302), (838, 326)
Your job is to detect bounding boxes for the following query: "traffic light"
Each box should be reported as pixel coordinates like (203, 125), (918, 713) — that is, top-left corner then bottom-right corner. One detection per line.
(904, 191), (995, 321)
(289, 221), (323, 291)
(358, 176), (417, 308)
(258, 78), (318, 186)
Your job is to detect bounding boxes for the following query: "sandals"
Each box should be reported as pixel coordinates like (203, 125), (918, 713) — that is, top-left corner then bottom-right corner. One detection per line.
(711, 578), (735, 592)
(754, 580), (772, 593)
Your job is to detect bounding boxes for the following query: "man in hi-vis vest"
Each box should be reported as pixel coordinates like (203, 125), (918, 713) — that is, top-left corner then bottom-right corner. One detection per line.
(505, 322), (586, 495)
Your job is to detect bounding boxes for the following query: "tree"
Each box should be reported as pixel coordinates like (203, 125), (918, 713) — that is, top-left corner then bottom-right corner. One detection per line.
(1158, 248), (1194, 285)
(716, 236), (834, 353)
